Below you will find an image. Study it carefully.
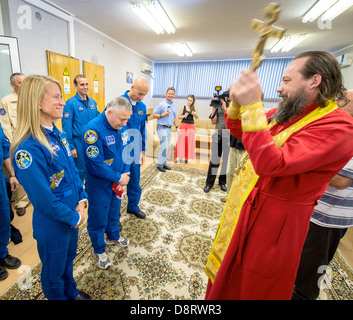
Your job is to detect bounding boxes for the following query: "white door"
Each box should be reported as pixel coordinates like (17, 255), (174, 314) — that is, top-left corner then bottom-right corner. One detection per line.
(0, 36), (21, 99)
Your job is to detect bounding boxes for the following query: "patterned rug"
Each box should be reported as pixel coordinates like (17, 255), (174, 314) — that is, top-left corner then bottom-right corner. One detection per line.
(319, 250), (353, 300)
(1, 164), (225, 300)
(1, 164), (353, 300)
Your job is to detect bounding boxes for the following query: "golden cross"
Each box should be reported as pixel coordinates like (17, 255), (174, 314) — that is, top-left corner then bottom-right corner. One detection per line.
(250, 3), (285, 70)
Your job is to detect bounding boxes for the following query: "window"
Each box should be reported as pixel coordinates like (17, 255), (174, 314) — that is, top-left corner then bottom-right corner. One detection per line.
(153, 57), (292, 101)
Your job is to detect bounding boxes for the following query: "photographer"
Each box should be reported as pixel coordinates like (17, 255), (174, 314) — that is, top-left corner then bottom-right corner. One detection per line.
(203, 88), (230, 193)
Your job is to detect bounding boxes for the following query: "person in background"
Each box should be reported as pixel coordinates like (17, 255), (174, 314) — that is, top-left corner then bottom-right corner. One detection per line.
(0, 73), (29, 216)
(153, 87), (178, 172)
(0, 123), (21, 281)
(11, 75), (90, 300)
(221, 137), (245, 202)
(62, 74), (99, 182)
(122, 77), (149, 220)
(203, 96), (229, 193)
(82, 97), (132, 270)
(293, 89), (353, 300)
(174, 94), (199, 164)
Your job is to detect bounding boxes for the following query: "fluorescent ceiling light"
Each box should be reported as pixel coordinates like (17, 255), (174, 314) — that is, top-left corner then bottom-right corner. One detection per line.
(132, 1), (175, 35)
(271, 34), (307, 53)
(321, 0), (353, 20)
(302, 0), (353, 23)
(302, 0), (337, 23)
(171, 42), (193, 57)
(147, 1), (175, 34)
(132, 3), (164, 34)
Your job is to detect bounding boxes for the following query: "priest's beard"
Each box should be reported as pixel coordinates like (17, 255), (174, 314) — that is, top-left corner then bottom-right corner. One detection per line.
(273, 93), (307, 124)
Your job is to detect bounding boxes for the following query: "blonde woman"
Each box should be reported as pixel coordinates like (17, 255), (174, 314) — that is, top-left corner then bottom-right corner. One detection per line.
(11, 75), (90, 300)
(174, 94), (199, 163)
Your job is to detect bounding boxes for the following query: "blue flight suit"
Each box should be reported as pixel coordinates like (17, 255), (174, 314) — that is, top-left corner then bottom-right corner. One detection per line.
(0, 124), (11, 260)
(62, 93), (99, 182)
(13, 125), (87, 300)
(122, 90), (147, 212)
(82, 112), (130, 254)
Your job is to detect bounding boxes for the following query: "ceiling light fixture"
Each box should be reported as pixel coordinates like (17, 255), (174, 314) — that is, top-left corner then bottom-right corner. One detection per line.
(132, 1), (175, 35)
(271, 34), (307, 53)
(147, 1), (175, 34)
(302, 0), (353, 23)
(302, 0), (337, 22)
(321, 0), (353, 20)
(171, 42), (193, 57)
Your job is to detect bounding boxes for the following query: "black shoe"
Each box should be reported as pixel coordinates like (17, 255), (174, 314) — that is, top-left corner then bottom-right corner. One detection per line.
(0, 266), (8, 281)
(0, 254), (21, 269)
(75, 290), (91, 300)
(157, 166), (166, 172)
(203, 185), (211, 193)
(127, 209), (146, 219)
(163, 165), (171, 170)
(220, 184), (227, 192)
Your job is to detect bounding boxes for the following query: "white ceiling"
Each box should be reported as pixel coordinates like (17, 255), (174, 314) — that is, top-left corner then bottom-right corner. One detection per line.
(45, 0), (353, 62)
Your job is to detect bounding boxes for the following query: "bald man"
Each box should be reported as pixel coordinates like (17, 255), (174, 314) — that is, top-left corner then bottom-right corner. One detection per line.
(293, 89), (353, 300)
(122, 77), (149, 219)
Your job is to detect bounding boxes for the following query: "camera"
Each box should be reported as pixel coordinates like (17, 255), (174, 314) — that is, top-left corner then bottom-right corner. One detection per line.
(210, 86), (229, 107)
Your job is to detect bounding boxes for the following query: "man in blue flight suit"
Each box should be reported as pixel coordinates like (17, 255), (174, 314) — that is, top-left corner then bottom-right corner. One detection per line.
(82, 96), (132, 269)
(62, 74), (99, 182)
(122, 77), (149, 219)
(0, 124), (21, 281)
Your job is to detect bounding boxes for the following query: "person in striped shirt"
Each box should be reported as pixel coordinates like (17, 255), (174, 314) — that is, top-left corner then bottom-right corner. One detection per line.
(293, 90), (353, 300)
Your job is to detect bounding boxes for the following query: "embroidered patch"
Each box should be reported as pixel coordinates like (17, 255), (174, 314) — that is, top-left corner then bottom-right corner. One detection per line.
(50, 170), (65, 190)
(84, 130), (98, 144)
(89, 104), (96, 110)
(138, 110), (144, 115)
(121, 131), (128, 145)
(78, 106), (84, 112)
(50, 141), (60, 153)
(61, 138), (72, 156)
(106, 135), (115, 145)
(63, 112), (70, 119)
(86, 145), (99, 158)
(15, 150), (33, 170)
(0, 108), (6, 116)
(104, 158), (113, 166)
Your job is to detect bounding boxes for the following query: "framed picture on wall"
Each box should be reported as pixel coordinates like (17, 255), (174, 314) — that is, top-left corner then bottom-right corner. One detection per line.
(126, 72), (133, 84)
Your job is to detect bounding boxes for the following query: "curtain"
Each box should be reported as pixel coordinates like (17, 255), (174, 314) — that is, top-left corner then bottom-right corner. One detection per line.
(153, 57), (292, 100)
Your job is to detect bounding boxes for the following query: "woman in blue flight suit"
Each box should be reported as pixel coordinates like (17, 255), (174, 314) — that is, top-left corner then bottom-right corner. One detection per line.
(82, 96), (132, 269)
(11, 75), (90, 300)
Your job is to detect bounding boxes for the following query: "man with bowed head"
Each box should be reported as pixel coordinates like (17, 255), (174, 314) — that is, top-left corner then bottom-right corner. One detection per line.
(82, 97), (132, 269)
(205, 51), (353, 300)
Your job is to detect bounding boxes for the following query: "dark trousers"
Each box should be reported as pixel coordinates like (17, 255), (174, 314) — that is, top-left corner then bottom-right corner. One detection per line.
(205, 131), (229, 187)
(292, 221), (345, 300)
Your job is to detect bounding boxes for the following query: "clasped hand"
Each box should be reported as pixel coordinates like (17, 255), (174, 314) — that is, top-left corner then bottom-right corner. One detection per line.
(230, 70), (263, 106)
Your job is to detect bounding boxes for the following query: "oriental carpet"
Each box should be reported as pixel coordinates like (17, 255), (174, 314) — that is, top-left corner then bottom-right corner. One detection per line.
(1, 164), (353, 300)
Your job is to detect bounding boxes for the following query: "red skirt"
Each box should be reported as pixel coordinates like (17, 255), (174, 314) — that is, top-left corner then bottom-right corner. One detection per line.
(174, 122), (195, 160)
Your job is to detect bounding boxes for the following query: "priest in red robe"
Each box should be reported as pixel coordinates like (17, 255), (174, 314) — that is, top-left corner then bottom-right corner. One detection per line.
(205, 51), (353, 300)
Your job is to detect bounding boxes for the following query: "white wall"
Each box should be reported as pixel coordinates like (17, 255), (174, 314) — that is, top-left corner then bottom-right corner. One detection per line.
(73, 20), (153, 105)
(334, 45), (353, 90)
(4, 0), (154, 107)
